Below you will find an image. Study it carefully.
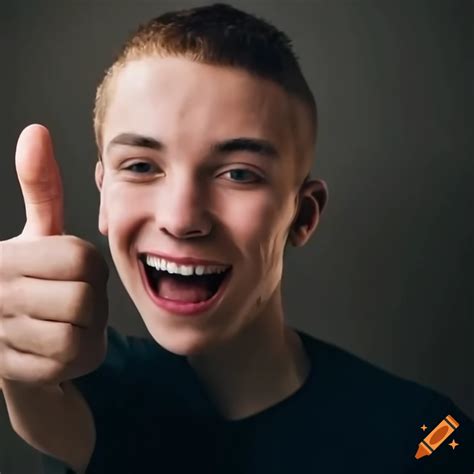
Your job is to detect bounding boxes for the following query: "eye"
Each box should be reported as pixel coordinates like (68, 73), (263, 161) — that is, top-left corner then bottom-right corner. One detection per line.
(220, 168), (263, 183)
(123, 162), (156, 174)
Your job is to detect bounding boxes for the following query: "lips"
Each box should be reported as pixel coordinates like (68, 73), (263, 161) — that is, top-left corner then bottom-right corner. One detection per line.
(137, 257), (233, 316)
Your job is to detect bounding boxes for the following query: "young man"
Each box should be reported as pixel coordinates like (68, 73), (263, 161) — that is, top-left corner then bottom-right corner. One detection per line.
(1, 3), (472, 474)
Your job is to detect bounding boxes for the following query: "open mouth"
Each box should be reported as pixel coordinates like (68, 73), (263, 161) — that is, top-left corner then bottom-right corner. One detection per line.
(139, 254), (232, 303)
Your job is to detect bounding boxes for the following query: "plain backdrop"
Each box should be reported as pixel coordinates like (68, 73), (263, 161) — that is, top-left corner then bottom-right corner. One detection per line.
(0, 1), (473, 473)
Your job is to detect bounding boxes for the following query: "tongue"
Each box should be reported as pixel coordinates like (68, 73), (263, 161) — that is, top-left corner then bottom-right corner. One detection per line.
(156, 274), (214, 303)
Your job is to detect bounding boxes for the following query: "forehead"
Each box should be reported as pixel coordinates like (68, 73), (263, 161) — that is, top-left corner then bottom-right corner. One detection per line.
(102, 56), (300, 158)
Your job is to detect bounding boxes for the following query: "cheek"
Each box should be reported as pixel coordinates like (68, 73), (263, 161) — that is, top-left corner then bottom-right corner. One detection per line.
(225, 191), (275, 230)
(224, 192), (288, 261)
(104, 185), (146, 246)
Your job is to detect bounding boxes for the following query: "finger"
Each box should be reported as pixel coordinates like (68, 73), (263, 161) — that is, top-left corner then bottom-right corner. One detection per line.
(4, 276), (108, 332)
(6, 279), (98, 328)
(15, 124), (64, 237)
(1, 236), (109, 289)
(1, 314), (83, 363)
(0, 346), (64, 386)
(0, 315), (106, 380)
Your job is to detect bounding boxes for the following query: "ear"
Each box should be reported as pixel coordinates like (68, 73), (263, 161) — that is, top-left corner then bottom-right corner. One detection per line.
(288, 179), (328, 248)
(95, 160), (108, 236)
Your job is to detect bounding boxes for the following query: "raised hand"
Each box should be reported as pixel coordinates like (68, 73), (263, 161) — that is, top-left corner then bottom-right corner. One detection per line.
(0, 124), (109, 389)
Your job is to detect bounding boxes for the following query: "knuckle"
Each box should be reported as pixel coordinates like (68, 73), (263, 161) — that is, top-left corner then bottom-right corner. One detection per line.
(63, 343), (82, 368)
(76, 280), (94, 305)
(66, 237), (106, 281)
(67, 239), (92, 276)
(50, 323), (80, 363)
(68, 281), (94, 321)
(64, 324), (81, 362)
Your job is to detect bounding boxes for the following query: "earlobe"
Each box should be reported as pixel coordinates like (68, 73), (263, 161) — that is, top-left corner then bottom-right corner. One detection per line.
(98, 206), (109, 237)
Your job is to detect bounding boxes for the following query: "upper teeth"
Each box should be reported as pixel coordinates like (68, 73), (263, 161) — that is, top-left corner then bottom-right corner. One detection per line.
(145, 255), (230, 276)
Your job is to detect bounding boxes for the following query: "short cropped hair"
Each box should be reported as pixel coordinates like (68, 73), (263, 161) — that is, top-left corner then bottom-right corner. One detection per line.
(93, 2), (317, 181)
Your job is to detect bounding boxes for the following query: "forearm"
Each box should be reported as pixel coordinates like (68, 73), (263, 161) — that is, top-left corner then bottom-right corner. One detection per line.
(2, 379), (94, 473)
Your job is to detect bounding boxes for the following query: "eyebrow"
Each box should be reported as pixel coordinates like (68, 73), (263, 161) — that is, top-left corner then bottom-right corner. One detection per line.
(106, 132), (280, 160)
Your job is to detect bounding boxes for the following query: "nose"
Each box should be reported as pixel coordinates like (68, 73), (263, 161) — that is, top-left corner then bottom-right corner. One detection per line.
(156, 174), (212, 239)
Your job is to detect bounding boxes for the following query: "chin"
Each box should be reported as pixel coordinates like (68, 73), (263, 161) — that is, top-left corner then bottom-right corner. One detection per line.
(143, 321), (218, 356)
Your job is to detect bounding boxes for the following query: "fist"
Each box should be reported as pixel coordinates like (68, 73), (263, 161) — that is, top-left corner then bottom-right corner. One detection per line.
(0, 125), (109, 388)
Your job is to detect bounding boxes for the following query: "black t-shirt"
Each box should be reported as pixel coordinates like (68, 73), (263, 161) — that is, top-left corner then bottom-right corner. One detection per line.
(42, 326), (474, 474)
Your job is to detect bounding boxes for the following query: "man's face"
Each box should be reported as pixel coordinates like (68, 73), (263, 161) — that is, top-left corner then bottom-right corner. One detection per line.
(96, 56), (311, 355)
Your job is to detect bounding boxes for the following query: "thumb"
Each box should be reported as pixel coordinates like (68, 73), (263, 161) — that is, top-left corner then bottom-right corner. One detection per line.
(16, 124), (64, 237)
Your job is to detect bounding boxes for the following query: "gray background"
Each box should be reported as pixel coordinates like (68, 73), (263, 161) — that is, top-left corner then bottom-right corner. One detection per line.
(0, 1), (472, 472)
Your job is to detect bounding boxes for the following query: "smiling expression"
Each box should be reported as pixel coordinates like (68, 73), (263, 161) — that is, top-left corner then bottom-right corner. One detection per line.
(94, 56), (317, 355)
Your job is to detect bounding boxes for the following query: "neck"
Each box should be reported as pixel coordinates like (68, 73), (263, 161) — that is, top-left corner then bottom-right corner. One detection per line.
(186, 290), (311, 421)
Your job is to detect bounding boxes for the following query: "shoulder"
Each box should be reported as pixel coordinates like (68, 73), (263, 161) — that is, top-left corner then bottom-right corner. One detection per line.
(297, 329), (465, 411)
(297, 330), (474, 472)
